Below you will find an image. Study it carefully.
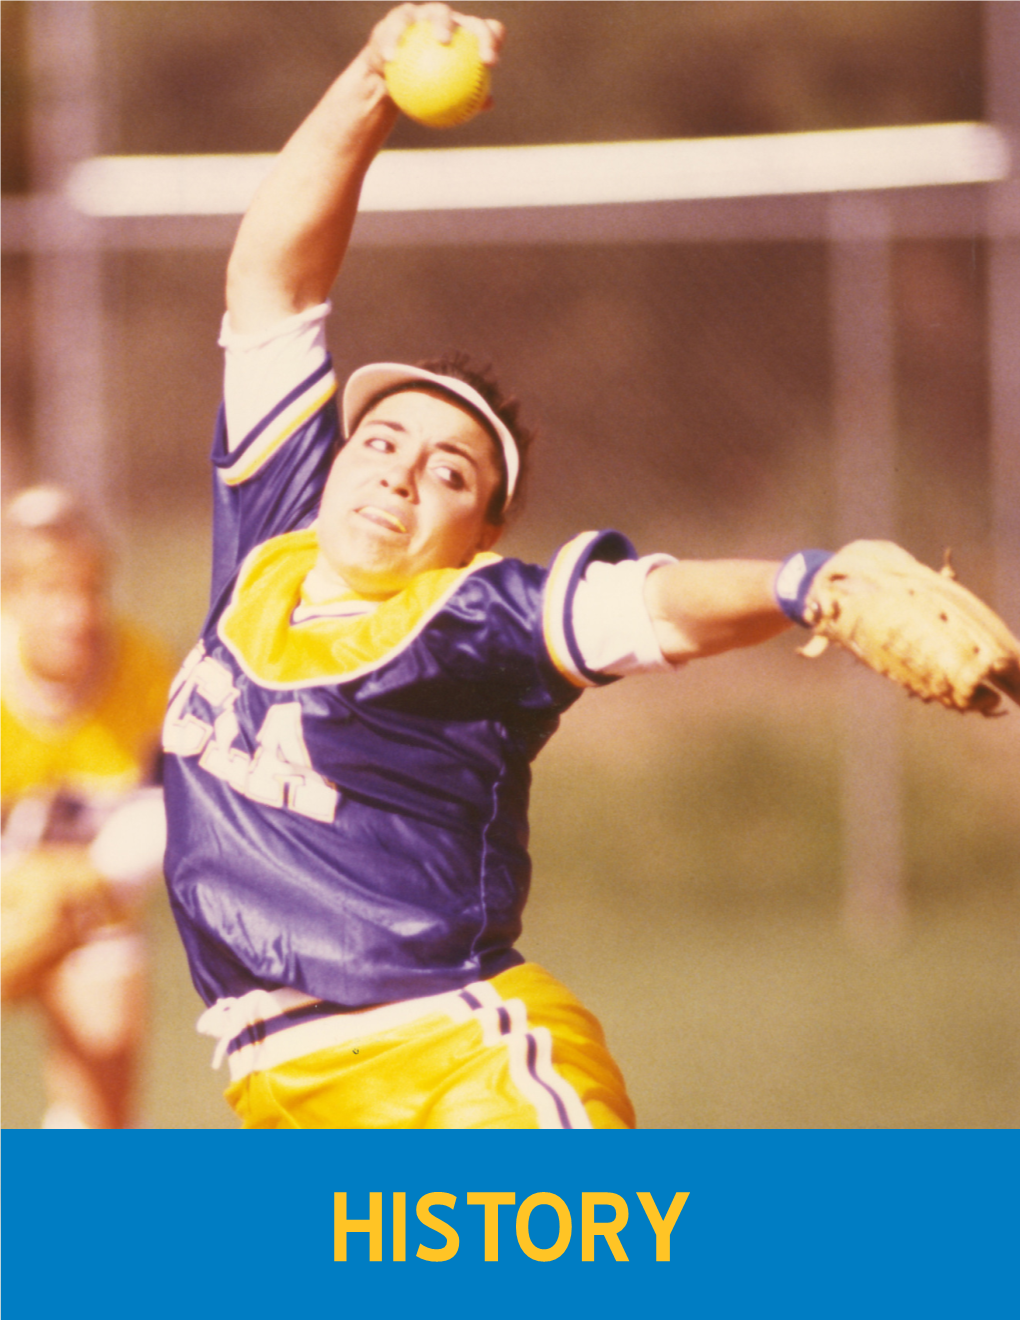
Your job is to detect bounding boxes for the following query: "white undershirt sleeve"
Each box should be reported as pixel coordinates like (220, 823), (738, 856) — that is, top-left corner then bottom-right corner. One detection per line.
(219, 302), (332, 451)
(572, 554), (683, 677)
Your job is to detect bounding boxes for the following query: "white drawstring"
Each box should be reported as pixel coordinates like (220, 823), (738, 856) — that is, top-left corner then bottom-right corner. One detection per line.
(197, 988), (320, 1070)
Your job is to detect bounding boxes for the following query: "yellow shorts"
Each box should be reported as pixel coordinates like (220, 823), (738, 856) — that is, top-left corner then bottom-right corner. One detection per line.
(202, 964), (635, 1130)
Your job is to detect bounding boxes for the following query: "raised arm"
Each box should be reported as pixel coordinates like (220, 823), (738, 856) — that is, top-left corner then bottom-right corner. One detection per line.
(225, 3), (504, 334)
(644, 559), (793, 663)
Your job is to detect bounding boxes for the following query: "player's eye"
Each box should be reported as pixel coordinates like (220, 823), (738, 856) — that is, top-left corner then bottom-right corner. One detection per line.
(434, 463), (467, 491)
(366, 436), (394, 454)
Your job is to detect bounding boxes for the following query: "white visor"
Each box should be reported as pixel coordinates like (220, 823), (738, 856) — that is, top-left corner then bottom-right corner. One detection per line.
(342, 363), (520, 511)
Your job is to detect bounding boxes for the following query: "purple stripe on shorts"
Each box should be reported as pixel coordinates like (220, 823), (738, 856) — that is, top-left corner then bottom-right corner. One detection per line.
(525, 1032), (572, 1129)
(457, 987), (575, 1129)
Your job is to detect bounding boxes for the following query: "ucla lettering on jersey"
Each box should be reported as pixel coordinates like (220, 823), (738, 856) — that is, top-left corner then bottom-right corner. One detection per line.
(162, 355), (637, 1009)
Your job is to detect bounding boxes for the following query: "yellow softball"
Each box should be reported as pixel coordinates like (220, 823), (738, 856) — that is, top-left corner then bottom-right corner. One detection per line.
(384, 22), (491, 129)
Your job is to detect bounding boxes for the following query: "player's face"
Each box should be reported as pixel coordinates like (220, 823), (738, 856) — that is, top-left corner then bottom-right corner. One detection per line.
(7, 545), (110, 686)
(315, 388), (503, 596)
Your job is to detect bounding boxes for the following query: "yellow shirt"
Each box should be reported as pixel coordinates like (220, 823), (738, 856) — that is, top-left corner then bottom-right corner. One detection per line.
(1, 619), (174, 806)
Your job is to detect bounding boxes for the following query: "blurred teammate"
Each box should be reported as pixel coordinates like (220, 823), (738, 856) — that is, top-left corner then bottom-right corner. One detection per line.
(1, 487), (172, 1128)
(163, 3), (834, 1129)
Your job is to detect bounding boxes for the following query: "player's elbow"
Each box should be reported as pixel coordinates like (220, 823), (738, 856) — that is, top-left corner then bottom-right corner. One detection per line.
(646, 613), (700, 664)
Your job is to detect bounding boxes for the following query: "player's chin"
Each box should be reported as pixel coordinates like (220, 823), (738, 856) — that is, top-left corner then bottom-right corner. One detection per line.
(340, 545), (419, 596)
(33, 643), (97, 686)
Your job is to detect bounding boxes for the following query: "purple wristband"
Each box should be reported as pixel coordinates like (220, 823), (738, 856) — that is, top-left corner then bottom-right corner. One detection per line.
(774, 550), (833, 626)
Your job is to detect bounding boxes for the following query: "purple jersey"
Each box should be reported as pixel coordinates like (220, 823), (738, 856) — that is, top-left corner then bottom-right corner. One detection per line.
(162, 355), (635, 1008)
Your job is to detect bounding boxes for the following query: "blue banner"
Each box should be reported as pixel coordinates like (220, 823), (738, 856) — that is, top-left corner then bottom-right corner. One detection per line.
(2, 1129), (1014, 1317)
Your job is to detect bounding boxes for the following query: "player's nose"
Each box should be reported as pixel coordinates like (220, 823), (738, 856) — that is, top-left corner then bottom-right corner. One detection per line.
(380, 469), (414, 500)
(379, 452), (418, 499)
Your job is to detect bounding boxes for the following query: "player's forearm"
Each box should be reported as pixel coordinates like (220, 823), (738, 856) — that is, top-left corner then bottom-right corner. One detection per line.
(645, 559), (793, 662)
(225, 51), (398, 334)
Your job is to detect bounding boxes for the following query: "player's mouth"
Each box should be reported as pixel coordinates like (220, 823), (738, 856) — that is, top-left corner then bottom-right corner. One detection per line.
(356, 505), (408, 535)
